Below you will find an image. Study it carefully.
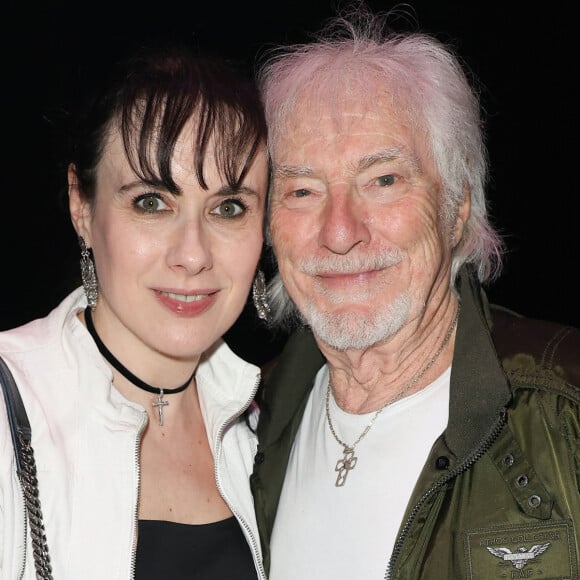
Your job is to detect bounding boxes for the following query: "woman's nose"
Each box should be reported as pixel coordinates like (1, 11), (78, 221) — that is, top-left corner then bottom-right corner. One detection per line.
(166, 216), (213, 275)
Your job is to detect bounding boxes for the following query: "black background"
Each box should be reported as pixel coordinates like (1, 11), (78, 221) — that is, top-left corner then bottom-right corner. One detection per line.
(2, 1), (578, 364)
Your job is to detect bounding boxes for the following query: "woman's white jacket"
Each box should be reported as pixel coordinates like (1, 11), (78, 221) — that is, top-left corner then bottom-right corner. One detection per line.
(0, 288), (265, 580)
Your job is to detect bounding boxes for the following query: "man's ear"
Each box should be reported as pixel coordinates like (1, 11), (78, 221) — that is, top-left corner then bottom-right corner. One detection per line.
(452, 186), (471, 248)
(68, 163), (92, 244)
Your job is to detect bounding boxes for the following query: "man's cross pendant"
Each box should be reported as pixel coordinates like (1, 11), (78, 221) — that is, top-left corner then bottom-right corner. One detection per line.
(335, 446), (357, 487)
(152, 389), (169, 426)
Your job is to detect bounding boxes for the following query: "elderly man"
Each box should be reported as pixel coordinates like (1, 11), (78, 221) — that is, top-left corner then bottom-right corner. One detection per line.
(250, 5), (580, 580)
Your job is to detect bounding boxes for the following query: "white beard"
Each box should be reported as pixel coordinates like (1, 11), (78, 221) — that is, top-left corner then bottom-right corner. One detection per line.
(303, 292), (411, 351)
(295, 248), (409, 350)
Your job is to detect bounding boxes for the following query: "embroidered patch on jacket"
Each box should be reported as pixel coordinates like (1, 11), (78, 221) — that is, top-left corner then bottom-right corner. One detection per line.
(464, 521), (577, 579)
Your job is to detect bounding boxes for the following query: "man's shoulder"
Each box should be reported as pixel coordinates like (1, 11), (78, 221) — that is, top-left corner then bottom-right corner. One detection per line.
(258, 325), (324, 417)
(490, 304), (580, 397)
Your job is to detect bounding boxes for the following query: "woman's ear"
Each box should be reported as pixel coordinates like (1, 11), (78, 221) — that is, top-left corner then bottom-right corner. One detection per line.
(68, 163), (92, 244)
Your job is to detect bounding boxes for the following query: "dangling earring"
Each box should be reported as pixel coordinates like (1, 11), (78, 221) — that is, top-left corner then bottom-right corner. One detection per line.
(79, 236), (98, 311)
(252, 269), (271, 321)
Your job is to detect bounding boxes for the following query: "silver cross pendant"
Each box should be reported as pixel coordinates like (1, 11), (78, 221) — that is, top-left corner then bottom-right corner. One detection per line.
(335, 446), (358, 486)
(152, 389), (169, 426)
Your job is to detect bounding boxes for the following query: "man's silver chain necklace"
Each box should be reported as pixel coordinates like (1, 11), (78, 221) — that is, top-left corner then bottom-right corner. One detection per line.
(325, 306), (460, 487)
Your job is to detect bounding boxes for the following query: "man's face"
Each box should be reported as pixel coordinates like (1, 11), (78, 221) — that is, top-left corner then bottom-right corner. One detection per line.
(269, 94), (460, 351)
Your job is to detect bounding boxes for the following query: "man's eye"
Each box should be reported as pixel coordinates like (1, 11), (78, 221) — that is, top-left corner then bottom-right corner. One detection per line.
(134, 193), (168, 213)
(375, 175), (396, 187)
(293, 188), (311, 198)
(212, 198), (246, 219)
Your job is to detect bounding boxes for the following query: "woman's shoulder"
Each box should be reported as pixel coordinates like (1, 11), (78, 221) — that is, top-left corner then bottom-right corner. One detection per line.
(0, 288), (86, 365)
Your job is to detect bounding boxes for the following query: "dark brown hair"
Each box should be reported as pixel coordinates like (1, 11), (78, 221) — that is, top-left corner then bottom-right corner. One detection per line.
(70, 43), (267, 200)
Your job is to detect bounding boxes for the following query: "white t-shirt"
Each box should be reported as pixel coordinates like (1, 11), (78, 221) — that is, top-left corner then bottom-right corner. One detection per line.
(269, 364), (451, 580)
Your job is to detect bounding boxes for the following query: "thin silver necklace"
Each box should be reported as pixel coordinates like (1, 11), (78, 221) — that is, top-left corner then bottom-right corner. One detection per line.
(325, 305), (460, 487)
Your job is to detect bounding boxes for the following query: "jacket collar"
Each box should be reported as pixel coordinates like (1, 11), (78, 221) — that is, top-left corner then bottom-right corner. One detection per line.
(445, 267), (512, 458)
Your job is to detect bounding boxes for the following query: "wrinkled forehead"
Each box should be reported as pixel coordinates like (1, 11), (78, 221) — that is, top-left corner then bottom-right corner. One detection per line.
(269, 77), (420, 157)
(270, 86), (422, 163)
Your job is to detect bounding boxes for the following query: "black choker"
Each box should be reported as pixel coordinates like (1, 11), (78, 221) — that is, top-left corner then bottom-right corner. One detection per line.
(84, 306), (195, 426)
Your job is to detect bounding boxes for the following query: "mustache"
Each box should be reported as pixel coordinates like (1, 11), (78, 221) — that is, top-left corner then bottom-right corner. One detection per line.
(299, 249), (405, 275)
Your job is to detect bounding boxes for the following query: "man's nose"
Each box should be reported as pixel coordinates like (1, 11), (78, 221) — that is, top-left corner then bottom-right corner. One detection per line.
(318, 189), (370, 254)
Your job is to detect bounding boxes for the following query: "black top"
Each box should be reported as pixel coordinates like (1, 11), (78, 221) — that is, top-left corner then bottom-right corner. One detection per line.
(135, 518), (258, 580)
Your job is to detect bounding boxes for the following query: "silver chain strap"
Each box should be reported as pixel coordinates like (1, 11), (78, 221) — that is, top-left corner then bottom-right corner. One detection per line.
(0, 355), (53, 580)
(18, 432), (54, 579)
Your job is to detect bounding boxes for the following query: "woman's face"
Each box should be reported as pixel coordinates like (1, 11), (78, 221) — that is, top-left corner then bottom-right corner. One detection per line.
(70, 121), (268, 370)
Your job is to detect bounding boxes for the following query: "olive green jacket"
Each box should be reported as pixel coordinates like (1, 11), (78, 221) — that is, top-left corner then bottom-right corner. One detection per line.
(250, 267), (580, 579)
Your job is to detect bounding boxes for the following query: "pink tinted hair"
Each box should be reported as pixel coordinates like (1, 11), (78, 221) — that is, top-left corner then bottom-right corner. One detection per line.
(258, 6), (504, 326)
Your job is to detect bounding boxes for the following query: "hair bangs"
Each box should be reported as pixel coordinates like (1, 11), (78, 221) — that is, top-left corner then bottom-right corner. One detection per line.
(118, 52), (266, 193)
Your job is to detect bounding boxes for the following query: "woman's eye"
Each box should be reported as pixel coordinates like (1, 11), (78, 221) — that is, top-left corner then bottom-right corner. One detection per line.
(134, 193), (168, 213)
(212, 198), (246, 219)
(375, 174), (396, 187)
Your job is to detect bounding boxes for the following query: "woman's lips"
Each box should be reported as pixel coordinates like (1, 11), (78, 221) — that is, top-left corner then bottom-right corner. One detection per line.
(154, 289), (218, 316)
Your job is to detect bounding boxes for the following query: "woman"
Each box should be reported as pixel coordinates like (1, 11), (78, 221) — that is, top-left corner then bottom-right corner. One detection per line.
(0, 43), (269, 579)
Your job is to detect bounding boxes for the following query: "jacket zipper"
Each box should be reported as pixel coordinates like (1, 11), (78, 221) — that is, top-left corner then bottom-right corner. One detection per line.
(214, 375), (267, 580)
(384, 409), (507, 580)
(129, 411), (148, 580)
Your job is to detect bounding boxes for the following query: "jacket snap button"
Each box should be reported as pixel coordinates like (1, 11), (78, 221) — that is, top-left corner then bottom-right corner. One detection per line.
(254, 452), (265, 464)
(528, 495), (542, 508)
(435, 456), (449, 469)
(503, 454), (514, 467)
(516, 474), (529, 487)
